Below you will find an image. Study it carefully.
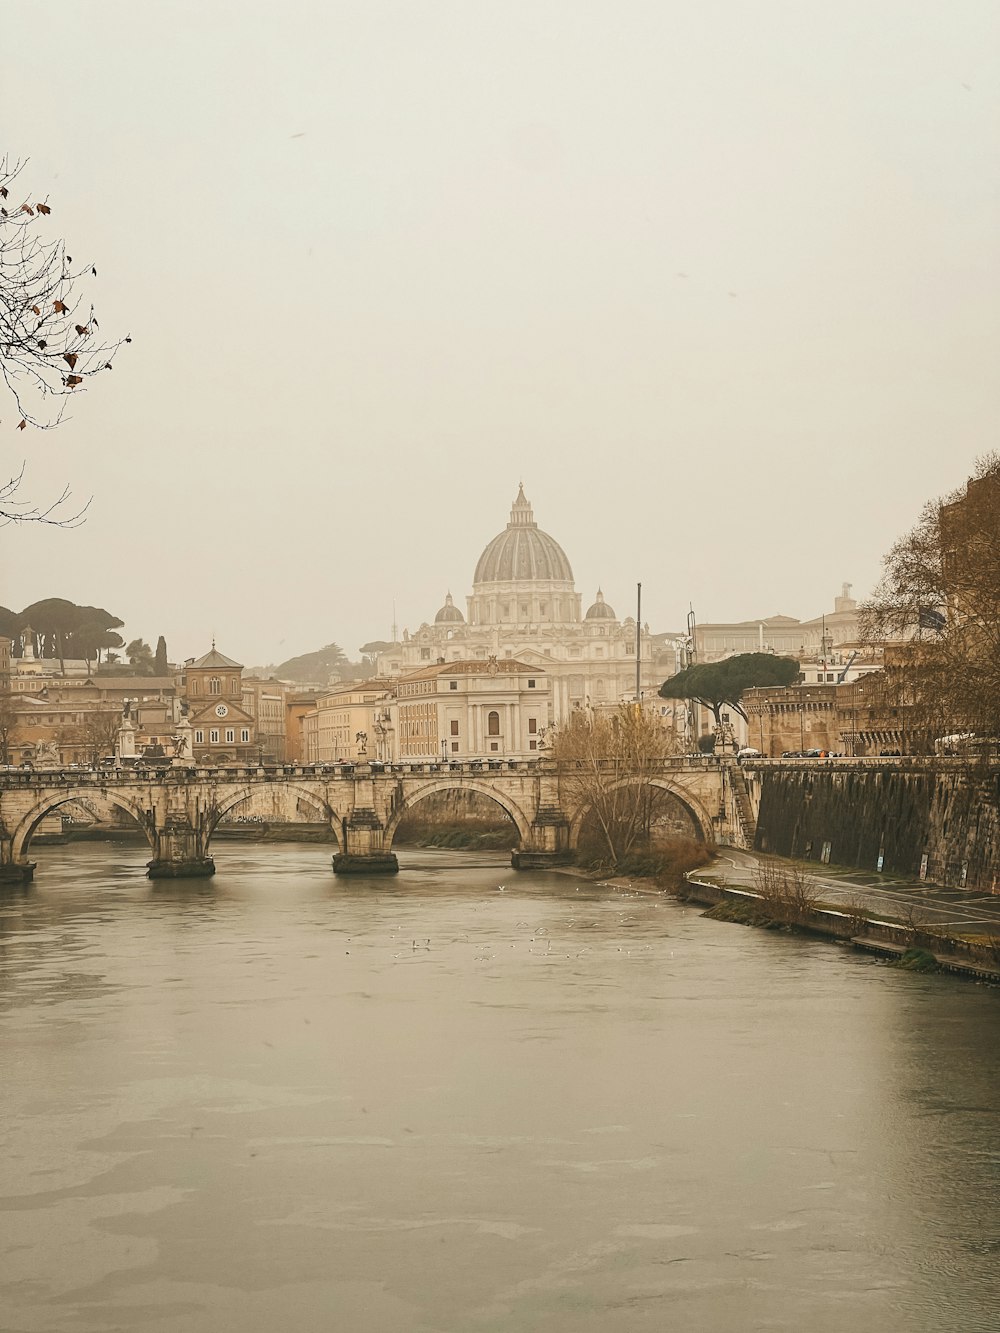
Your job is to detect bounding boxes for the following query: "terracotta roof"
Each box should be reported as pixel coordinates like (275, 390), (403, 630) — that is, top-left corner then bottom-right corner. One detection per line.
(188, 647), (243, 670)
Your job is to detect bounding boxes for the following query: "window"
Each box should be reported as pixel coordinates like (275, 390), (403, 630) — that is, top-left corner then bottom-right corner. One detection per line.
(420, 648), (430, 660)
(520, 602), (528, 616)
(450, 720), (459, 736)
(449, 680), (458, 691)
(209, 677), (221, 694)
(527, 679), (536, 689)
(451, 741), (459, 752)
(529, 739), (537, 750)
(528, 718), (537, 734)
(230, 678), (238, 693)
(225, 728), (235, 743)
(490, 741), (499, 751)
(241, 728), (250, 743)
(210, 728), (220, 743)
(195, 729), (204, 743)
(191, 678), (201, 694)
(501, 603), (510, 618)
(487, 711), (500, 736)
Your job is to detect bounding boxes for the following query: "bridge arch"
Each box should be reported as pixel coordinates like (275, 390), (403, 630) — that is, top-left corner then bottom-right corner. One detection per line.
(567, 776), (716, 850)
(10, 788), (157, 861)
(383, 779), (533, 852)
(203, 781), (342, 852)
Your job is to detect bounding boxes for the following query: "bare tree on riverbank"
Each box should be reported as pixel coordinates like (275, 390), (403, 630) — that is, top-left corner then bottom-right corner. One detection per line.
(861, 454), (1000, 745)
(551, 704), (680, 865)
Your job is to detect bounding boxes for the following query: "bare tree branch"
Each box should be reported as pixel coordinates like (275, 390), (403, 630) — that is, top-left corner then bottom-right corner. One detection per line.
(1, 155), (129, 432)
(0, 461), (90, 526)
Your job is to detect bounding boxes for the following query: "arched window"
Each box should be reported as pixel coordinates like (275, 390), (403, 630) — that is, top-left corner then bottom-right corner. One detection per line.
(209, 678), (221, 695)
(487, 711), (500, 736)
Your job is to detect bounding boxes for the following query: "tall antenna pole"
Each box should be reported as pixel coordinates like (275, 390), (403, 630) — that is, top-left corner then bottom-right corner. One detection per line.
(635, 582), (642, 701)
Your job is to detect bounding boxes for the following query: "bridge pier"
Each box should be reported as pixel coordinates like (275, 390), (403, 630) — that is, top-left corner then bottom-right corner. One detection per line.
(332, 808), (399, 876)
(0, 825), (35, 883)
(510, 807), (573, 872)
(0, 852), (35, 883)
(147, 819), (215, 880)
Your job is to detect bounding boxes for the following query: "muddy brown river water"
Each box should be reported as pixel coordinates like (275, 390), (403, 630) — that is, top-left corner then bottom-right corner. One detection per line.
(2, 841), (998, 1332)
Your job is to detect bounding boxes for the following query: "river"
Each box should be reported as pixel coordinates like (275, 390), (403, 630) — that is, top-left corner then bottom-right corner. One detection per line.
(1, 841), (998, 1332)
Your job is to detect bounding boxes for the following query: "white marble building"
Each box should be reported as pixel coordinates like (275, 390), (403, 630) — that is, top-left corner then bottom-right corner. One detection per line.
(380, 486), (675, 725)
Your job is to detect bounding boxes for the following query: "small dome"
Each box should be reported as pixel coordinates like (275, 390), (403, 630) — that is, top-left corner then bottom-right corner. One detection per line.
(585, 589), (617, 621)
(473, 485), (574, 585)
(434, 592), (465, 624)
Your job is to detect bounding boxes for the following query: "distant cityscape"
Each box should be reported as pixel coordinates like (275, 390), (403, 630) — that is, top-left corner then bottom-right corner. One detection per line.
(0, 484), (889, 768)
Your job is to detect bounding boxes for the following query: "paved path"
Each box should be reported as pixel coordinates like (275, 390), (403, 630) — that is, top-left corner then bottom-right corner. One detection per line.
(701, 849), (1000, 938)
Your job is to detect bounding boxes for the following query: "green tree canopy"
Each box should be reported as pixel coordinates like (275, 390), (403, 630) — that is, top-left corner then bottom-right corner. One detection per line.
(125, 638), (154, 672)
(12, 598), (124, 661)
(359, 640), (394, 668)
(273, 642), (352, 685)
(154, 636), (169, 674)
(659, 653), (800, 727)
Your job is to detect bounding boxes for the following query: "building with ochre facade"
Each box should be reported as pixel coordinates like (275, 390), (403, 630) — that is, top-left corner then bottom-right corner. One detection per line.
(183, 645), (256, 764)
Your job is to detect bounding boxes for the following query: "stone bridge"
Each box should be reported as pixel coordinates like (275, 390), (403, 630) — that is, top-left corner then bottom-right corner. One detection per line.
(0, 756), (750, 882)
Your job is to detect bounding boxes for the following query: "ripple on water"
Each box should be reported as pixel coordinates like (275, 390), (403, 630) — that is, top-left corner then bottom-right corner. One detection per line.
(1, 843), (999, 1333)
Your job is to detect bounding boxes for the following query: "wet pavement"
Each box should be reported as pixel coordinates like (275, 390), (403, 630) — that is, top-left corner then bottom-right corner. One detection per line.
(703, 849), (1000, 938)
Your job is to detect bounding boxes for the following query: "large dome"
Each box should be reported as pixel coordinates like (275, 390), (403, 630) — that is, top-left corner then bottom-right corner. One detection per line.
(434, 592), (465, 624)
(473, 486), (574, 585)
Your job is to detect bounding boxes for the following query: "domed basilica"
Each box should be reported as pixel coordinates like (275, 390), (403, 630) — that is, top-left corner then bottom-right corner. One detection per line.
(383, 486), (669, 723)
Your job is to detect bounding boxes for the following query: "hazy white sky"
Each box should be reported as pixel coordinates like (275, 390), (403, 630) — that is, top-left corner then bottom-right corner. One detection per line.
(2, 1), (997, 665)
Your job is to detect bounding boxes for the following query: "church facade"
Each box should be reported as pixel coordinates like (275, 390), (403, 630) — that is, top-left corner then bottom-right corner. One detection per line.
(379, 487), (676, 725)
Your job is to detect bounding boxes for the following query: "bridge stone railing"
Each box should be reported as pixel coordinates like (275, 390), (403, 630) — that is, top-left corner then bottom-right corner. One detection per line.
(0, 755), (730, 883)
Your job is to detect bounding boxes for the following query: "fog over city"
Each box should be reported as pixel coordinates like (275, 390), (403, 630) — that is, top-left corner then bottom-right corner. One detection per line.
(2, 1), (997, 663)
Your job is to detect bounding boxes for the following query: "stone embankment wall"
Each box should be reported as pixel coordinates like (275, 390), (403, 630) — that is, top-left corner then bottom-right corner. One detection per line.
(749, 760), (1000, 890)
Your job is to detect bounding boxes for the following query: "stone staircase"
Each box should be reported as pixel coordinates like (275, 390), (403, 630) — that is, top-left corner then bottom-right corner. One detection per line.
(728, 763), (757, 848)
